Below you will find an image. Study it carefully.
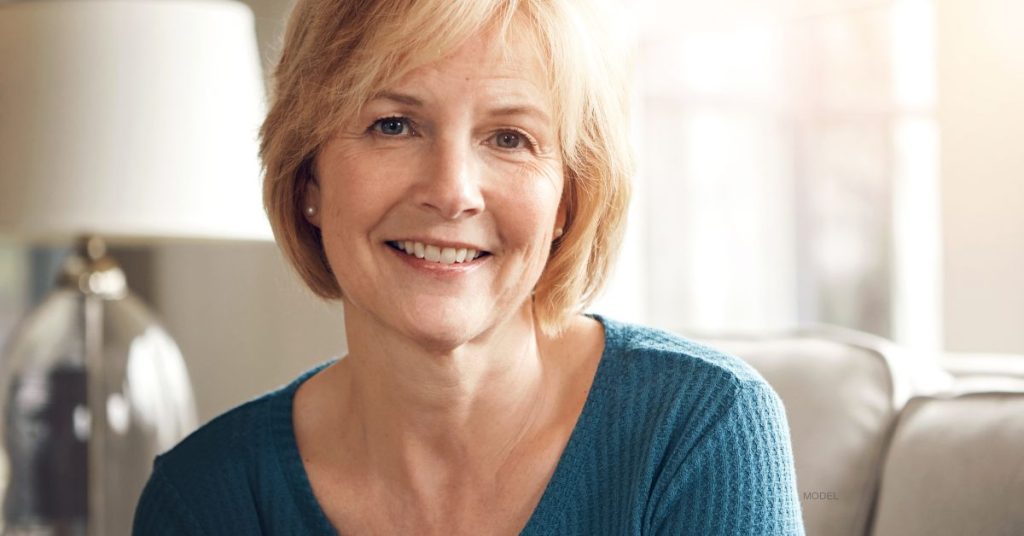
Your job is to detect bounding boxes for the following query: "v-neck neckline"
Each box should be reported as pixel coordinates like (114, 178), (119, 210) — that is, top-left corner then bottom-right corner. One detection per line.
(271, 313), (617, 535)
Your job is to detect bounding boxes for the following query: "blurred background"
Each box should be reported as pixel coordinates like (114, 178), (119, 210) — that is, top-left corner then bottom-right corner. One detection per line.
(0, 0), (1021, 424)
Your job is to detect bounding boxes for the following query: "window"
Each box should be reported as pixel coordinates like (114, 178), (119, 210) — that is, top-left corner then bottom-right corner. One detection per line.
(593, 0), (941, 351)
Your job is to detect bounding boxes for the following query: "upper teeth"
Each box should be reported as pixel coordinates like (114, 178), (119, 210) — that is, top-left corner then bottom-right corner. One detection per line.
(392, 241), (484, 265)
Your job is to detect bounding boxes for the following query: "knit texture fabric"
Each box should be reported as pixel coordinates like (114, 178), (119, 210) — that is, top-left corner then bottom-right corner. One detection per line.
(133, 314), (805, 535)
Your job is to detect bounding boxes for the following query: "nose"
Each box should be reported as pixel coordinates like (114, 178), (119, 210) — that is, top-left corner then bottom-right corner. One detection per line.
(413, 135), (485, 220)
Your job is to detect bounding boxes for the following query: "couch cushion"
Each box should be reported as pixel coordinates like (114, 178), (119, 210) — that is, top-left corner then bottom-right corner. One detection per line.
(871, 386), (1024, 536)
(697, 328), (925, 536)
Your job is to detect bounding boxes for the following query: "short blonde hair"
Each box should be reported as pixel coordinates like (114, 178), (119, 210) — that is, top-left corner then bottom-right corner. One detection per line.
(260, 0), (633, 336)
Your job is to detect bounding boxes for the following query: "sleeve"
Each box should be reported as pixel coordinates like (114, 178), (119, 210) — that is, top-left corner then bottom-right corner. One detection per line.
(132, 463), (206, 536)
(651, 380), (805, 536)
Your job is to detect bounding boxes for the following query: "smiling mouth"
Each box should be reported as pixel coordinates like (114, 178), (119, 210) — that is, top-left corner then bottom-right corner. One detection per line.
(386, 241), (492, 265)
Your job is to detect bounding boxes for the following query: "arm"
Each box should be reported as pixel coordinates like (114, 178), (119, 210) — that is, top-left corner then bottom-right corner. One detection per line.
(651, 380), (805, 536)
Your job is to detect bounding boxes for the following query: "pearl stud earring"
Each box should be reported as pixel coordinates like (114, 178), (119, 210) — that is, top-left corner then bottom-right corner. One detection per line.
(305, 206), (317, 217)
(554, 227), (564, 238)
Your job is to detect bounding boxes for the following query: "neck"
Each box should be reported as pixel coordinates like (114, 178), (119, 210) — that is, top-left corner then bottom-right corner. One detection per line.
(333, 299), (557, 504)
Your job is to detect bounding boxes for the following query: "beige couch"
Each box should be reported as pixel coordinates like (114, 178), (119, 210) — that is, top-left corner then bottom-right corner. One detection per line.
(694, 327), (1024, 536)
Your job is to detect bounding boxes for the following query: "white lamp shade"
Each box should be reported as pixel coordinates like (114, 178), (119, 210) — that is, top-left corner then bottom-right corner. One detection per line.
(0, 0), (272, 242)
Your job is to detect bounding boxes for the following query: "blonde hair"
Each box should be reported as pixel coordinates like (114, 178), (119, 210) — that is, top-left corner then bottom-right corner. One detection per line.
(260, 0), (633, 336)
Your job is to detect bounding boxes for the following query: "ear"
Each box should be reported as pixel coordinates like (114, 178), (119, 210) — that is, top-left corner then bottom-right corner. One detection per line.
(303, 178), (322, 228)
(554, 175), (570, 237)
(553, 192), (568, 239)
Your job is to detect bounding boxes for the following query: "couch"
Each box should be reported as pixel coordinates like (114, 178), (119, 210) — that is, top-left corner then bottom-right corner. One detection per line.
(693, 326), (1024, 536)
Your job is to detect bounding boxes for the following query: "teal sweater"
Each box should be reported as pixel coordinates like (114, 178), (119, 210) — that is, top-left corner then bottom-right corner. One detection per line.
(133, 314), (805, 535)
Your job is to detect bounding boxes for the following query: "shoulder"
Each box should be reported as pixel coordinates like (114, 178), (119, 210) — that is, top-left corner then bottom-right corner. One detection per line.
(133, 360), (336, 533)
(154, 378), (288, 477)
(591, 314), (789, 461)
(590, 316), (802, 533)
(153, 358), (335, 479)
(156, 397), (268, 475)
(594, 313), (773, 400)
(139, 387), (282, 523)
(133, 392), (277, 534)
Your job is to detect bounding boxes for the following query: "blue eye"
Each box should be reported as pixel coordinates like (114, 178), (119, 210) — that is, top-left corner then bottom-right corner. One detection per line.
(372, 117), (409, 136)
(495, 131), (523, 149)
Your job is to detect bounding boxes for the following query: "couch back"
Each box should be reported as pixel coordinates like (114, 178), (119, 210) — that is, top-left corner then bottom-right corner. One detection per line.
(697, 328), (1024, 536)
(871, 387), (1024, 535)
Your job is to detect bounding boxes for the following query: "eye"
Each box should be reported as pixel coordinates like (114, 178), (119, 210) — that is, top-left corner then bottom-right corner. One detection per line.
(370, 116), (411, 136)
(495, 131), (522, 149)
(493, 130), (535, 150)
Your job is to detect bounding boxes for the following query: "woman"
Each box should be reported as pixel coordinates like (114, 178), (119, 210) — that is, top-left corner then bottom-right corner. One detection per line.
(134, 0), (804, 534)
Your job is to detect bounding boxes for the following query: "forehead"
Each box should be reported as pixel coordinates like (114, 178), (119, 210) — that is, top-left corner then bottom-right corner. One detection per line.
(382, 27), (553, 107)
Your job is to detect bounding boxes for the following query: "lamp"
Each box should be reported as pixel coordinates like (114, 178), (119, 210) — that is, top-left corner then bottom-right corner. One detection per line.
(0, 1), (270, 534)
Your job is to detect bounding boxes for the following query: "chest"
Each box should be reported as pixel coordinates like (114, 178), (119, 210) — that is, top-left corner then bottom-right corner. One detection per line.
(306, 440), (566, 536)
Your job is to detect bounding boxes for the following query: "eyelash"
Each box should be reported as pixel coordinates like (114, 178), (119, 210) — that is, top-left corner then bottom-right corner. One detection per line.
(367, 115), (538, 151)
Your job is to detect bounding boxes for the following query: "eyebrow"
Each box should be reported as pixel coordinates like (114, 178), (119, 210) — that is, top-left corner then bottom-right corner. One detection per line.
(488, 104), (551, 124)
(370, 91), (552, 123)
(372, 91), (424, 107)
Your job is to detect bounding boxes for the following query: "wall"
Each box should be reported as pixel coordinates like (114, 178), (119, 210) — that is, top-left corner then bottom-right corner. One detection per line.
(153, 242), (345, 423)
(937, 0), (1024, 353)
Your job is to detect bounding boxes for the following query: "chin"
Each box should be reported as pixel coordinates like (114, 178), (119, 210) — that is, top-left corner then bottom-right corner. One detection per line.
(397, 306), (489, 351)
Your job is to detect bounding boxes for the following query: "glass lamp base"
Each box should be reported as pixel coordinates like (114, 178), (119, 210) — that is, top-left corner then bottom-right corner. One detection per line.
(0, 238), (197, 535)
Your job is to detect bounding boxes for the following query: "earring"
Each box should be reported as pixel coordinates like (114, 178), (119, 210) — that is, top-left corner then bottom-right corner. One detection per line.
(553, 227), (564, 238)
(305, 206), (317, 217)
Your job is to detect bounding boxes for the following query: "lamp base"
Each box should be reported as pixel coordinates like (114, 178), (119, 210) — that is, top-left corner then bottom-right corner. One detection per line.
(0, 236), (197, 535)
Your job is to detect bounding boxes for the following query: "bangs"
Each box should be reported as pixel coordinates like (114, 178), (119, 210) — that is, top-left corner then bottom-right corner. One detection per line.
(317, 1), (521, 131)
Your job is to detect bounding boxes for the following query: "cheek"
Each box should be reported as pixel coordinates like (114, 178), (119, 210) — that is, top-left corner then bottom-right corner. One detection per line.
(494, 168), (563, 245)
(318, 153), (408, 228)
(518, 164), (564, 224)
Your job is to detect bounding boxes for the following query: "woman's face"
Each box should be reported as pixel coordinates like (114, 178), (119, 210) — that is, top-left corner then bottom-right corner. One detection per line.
(309, 31), (566, 349)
